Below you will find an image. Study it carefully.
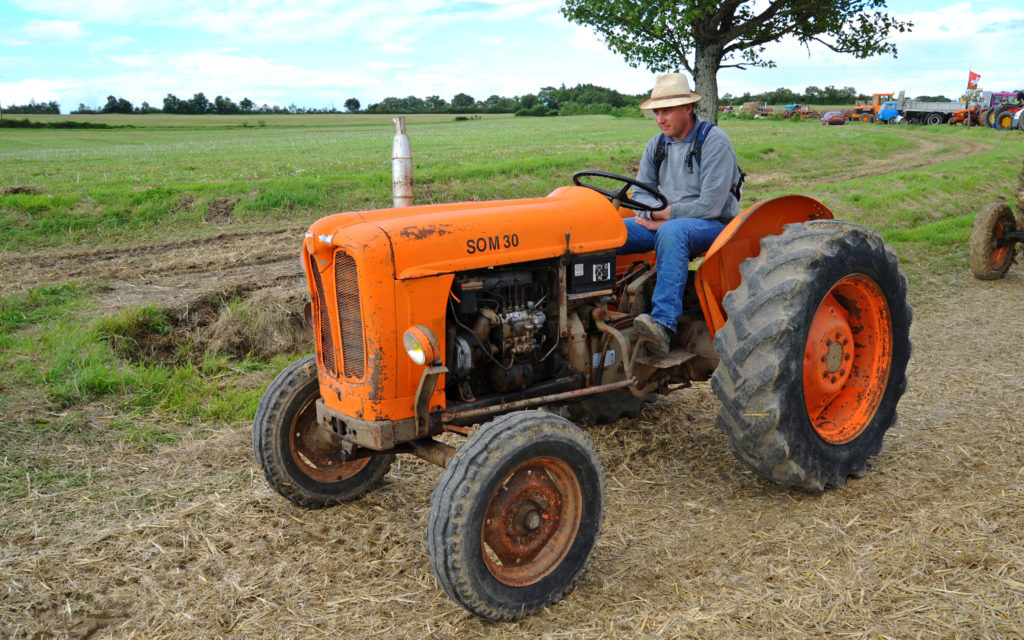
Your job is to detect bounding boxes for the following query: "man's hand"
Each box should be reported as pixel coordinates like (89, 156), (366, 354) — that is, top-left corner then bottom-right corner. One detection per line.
(635, 206), (670, 231)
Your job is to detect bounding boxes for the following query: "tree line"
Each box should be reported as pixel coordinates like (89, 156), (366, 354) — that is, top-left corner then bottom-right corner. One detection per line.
(8, 84), (955, 118)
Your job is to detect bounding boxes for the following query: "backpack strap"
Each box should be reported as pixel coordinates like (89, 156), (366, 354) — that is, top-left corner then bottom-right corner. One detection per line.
(652, 134), (668, 174)
(684, 121), (715, 172)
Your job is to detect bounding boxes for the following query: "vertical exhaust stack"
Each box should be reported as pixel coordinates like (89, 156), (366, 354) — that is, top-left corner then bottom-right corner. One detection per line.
(392, 116), (413, 208)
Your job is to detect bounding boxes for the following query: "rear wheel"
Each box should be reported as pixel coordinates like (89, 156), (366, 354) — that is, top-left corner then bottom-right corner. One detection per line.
(427, 411), (604, 620)
(711, 221), (912, 491)
(253, 355), (394, 507)
(983, 108), (996, 127)
(969, 203), (1018, 280)
(925, 112), (944, 125)
(994, 108), (1016, 130)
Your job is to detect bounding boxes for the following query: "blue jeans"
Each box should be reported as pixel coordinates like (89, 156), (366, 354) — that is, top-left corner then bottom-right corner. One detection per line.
(618, 217), (727, 332)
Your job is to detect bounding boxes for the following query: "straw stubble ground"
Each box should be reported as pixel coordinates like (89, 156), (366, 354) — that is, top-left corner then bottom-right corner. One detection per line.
(2, 264), (1022, 639)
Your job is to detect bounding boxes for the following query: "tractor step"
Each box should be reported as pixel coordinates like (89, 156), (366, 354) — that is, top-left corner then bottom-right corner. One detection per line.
(635, 348), (698, 369)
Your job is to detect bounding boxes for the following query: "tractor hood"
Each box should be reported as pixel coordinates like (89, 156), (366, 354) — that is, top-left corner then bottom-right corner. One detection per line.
(306, 185), (628, 279)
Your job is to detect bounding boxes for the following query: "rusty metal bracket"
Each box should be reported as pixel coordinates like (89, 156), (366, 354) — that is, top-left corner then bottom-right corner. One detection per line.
(415, 364), (448, 438)
(592, 308), (633, 383)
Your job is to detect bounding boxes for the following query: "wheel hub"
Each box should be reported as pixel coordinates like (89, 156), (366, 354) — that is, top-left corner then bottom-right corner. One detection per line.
(290, 399), (369, 482)
(802, 275), (893, 444)
(989, 216), (1013, 269)
(804, 296), (854, 400)
(481, 457), (582, 586)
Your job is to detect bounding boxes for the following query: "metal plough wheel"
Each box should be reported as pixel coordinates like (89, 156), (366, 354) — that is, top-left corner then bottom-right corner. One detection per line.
(968, 203), (1018, 280)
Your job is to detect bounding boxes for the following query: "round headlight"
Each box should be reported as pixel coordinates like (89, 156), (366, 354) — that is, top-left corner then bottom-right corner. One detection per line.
(403, 325), (440, 365)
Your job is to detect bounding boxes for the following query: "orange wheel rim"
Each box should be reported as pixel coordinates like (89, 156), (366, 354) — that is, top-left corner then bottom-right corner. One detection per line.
(803, 275), (893, 444)
(989, 216), (1012, 269)
(290, 397), (370, 482)
(481, 457), (582, 587)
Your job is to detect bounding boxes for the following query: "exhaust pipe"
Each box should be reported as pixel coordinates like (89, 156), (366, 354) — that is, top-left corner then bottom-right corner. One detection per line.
(392, 116), (413, 207)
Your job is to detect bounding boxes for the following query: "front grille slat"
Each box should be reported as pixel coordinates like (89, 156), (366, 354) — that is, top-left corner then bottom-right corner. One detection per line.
(335, 252), (365, 379)
(309, 253), (337, 375)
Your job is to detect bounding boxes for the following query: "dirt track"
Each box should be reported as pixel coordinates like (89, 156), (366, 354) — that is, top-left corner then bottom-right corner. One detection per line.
(2, 130), (1023, 638)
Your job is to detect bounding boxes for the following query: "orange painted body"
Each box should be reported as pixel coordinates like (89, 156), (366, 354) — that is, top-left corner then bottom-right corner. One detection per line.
(695, 195), (833, 340)
(303, 186), (625, 423)
(303, 187), (832, 427)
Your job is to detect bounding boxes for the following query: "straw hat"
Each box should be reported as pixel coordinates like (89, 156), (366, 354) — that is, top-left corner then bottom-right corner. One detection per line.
(638, 73), (702, 110)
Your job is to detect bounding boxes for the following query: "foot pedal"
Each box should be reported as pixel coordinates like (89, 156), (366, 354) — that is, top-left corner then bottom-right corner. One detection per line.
(635, 347), (697, 368)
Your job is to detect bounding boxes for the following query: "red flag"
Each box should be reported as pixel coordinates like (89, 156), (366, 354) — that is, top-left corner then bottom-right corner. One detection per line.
(967, 71), (980, 90)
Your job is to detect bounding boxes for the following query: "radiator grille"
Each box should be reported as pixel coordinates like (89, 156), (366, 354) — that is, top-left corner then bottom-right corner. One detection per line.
(309, 253), (337, 375)
(335, 252), (365, 379)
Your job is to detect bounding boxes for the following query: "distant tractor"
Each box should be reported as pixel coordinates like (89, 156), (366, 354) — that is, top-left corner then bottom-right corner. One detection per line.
(783, 103), (824, 120)
(947, 105), (983, 127)
(992, 103), (1023, 130)
(845, 93), (894, 123)
(981, 91), (1020, 128)
(970, 160), (1024, 279)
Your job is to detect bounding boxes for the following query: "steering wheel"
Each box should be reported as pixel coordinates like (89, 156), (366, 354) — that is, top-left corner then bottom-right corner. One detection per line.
(572, 170), (668, 213)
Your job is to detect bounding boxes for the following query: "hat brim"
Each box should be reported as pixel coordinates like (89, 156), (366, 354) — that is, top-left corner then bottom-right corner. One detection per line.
(638, 92), (702, 111)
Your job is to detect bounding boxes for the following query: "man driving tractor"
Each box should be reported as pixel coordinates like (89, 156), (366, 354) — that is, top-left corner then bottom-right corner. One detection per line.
(622, 73), (744, 356)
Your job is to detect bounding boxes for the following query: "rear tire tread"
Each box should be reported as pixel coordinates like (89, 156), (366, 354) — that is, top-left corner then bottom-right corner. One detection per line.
(711, 221), (912, 491)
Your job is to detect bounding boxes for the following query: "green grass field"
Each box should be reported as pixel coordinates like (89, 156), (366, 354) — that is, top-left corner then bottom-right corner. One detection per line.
(3, 113), (1020, 253)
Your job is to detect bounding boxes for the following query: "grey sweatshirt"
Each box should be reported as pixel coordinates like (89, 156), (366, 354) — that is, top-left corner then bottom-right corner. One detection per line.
(632, 117), (742, 221)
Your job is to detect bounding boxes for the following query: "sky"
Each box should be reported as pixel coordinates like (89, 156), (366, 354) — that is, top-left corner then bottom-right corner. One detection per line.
(1, 0), (1022, 113)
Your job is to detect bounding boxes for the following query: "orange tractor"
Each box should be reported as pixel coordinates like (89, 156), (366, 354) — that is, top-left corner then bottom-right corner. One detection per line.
(254, 172), (912, 620)
(844, 92), (895, 122)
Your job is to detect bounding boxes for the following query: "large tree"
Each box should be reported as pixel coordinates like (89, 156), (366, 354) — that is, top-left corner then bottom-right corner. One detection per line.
(561, 0), (912, 122)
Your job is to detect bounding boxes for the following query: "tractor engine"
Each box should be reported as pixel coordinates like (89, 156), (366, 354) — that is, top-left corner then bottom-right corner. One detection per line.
(445, 265), (563, 401)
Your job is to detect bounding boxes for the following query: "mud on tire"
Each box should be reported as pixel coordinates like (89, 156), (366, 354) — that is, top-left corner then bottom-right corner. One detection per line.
(253, 355), (393, 508)
(968, 203), (1017, 280)
(711, 220), (912, 491)
(427, 411), (605, 621)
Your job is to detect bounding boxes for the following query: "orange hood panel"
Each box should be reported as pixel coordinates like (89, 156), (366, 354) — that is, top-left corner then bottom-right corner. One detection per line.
(308, 186), (627, 279)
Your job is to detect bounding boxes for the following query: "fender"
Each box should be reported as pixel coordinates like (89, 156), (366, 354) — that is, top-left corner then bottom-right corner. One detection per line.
(695, 195), (834, 340)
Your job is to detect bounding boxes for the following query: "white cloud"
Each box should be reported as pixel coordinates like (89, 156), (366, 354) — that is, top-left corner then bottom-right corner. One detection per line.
(24, 19), (85, 40)
(1, 78), (85, 105)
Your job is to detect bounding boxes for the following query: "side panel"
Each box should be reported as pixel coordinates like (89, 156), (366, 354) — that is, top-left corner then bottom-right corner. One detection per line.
(695, 195), (834, 340)
(392, 274), (454, 416)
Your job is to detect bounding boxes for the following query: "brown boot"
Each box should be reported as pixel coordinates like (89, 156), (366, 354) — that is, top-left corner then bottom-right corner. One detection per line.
(634, 314), (672, 357)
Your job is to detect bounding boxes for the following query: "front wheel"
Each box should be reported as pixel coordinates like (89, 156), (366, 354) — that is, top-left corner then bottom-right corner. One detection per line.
(968, 203), (1017, 280)
(427, 411), (605, 621)
(711, 221), (912, 491)
(253, 355), (394, 508)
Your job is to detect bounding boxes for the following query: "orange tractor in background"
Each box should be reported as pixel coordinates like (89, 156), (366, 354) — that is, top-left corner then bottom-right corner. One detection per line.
(253, 172), (913, 620)
(844, 92), (895, 122)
